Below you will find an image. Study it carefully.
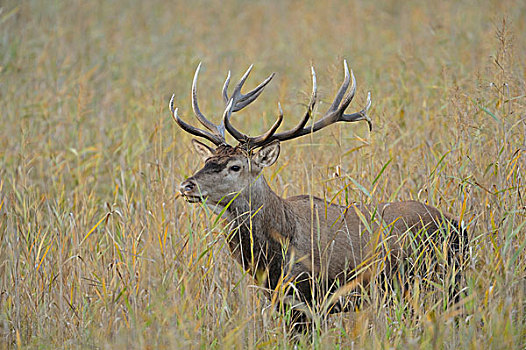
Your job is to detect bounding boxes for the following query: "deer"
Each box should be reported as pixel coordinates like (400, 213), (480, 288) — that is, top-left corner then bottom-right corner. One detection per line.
(169, 60), (467, 332)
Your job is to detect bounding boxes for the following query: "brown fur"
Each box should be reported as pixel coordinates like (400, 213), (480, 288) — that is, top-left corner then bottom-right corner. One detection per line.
(180, 143), (467, 329)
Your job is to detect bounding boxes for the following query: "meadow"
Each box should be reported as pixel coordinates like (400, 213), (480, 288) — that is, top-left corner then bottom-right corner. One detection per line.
(0, 0), (525, 348)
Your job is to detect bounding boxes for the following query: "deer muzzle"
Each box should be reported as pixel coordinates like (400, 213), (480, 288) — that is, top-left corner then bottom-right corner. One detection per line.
(179, 178), (206, 203)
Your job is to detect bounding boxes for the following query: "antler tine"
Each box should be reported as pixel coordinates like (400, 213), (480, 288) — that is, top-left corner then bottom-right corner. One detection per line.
(327, 60), (351, 115)
(222, 70), (231, 104)
(223, 64), (276, 112)
(231, 64), (254, 100)
(338, 66), (357, 113)
(192, 62), (225, 137)
(249, 102), (284, 145)
(341, 91), (373, 131)
(231, 72), (275, 112)
(169, 95), (225, 146)
(266, 66), (318, 141)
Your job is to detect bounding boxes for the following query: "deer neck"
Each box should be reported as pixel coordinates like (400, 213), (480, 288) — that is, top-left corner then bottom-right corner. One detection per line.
(221, 174), (295, 274)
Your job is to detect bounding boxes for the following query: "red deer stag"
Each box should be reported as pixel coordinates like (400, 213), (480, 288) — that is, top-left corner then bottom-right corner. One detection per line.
(169, 61), (466, 331)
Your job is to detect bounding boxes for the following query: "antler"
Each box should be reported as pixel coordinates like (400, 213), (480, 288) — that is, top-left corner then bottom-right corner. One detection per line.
(224, 60), (372, 148)
(170, 62), (275, 146)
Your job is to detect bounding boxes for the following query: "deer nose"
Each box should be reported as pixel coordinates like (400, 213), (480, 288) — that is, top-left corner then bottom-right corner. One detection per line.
(180, 179), (196, 194)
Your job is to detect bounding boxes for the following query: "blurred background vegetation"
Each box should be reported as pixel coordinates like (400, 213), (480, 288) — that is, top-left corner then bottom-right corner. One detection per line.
(0, 0), (525, 348)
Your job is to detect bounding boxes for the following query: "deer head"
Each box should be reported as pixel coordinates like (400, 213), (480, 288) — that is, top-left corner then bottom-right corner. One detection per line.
(171, 60), (372, 208)
(178, 140), (280, 207)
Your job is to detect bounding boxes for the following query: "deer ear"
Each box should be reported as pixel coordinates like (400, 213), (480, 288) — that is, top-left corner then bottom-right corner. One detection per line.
(253, 141), (280, 168)
(192, 139), (215, 161)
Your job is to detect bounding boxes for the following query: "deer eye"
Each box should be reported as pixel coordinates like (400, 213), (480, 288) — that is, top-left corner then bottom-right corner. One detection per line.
(230, 165), (241, 172)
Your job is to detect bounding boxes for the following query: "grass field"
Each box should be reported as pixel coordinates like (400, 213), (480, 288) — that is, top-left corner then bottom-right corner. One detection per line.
(1, 0), (525, 348)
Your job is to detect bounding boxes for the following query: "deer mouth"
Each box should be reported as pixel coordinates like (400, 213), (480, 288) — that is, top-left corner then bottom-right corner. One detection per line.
(182, 194), (205, 203)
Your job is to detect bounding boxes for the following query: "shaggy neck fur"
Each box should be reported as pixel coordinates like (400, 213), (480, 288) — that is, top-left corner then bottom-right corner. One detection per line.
(222, 174), (297, 289)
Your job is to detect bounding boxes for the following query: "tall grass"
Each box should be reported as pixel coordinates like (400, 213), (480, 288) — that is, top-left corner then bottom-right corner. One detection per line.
(0, 0), (525, 348)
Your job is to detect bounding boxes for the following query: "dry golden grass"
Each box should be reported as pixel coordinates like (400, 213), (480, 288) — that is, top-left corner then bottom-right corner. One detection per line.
(0, 0), (525, 348)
